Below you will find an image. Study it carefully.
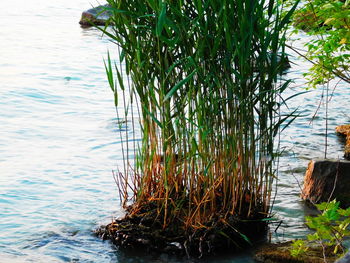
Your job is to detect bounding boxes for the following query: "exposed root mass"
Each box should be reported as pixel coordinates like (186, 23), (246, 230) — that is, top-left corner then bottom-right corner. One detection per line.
(96, 203), (268, 258)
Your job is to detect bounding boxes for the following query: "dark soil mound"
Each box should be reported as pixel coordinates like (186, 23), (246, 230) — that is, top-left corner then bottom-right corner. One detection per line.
(96, 203), (268, 258)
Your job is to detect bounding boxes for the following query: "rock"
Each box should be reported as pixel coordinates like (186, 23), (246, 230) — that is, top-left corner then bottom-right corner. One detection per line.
(335, 250), (350, 263)
(301, 159), (350, 207)
(254, 241), (338, 263)
(335, 124), (350, 135)
(79, 4), (112, 27)
(336, 124), (350, 160)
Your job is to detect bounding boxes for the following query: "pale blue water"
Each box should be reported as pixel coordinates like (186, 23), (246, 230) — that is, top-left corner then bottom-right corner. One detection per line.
(0, 1), (349, 262)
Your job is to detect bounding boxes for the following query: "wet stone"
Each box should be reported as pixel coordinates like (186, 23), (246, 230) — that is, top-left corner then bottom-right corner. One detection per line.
(79, 4), (111, 27)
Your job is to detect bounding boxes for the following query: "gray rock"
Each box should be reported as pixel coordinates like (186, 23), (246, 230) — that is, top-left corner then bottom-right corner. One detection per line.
(302, 159), (350, 207)
(79, 4), (112, 27)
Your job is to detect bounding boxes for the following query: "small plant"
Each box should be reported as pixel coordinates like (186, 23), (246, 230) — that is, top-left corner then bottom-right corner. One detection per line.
(290, 239), (309, 257)
(291, 200), (350, 259)
(307, 200), (350, 255)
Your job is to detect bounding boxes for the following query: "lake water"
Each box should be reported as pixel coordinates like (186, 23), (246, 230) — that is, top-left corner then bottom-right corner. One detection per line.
(0, 1), (349, 262)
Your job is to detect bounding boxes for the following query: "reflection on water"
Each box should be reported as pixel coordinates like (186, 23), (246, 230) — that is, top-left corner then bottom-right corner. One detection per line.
(0, 1), (349, 262)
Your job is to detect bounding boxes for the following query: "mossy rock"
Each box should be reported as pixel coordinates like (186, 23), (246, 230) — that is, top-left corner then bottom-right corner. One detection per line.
(254, 241), (339, 263)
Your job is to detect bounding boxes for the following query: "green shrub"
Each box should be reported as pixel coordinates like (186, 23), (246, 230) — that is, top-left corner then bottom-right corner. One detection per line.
(291, 200), (350, 258)
(288, 0), (350, 88)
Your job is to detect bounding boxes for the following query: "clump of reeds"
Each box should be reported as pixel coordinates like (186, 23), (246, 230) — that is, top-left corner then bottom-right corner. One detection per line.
(100, 0), (298, 256)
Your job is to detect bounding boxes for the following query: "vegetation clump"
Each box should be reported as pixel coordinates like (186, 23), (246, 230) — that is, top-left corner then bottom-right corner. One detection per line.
(290, 200), (350, 261)
(97, 0), (298, 257)
(288, 0), (350, 88)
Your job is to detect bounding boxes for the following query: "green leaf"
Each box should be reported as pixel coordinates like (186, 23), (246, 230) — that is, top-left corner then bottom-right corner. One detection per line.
(156, 3), (167, 37)
(315, 202), (331, 211)
(163, 70), (196, 101)
(103, 51), (118, 107)
(115, 66), (125, 91)
(280, 0), (300, 30)
(339, 207), (350, 217)
(104, 51), (114, 92)
(142, 105), (163, 128)
(307, 233), (319, 241)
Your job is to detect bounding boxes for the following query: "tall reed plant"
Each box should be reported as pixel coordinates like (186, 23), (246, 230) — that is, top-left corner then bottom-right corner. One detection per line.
(101, 0), (298, 248)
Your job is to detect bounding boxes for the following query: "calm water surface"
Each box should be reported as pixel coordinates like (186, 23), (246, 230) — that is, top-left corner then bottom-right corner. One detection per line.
(0, 1), (349, 262)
